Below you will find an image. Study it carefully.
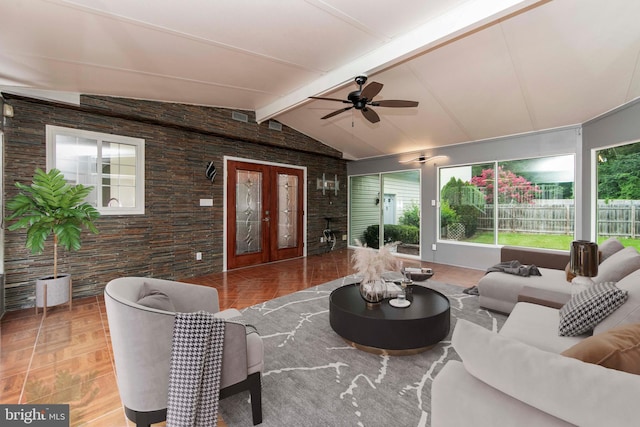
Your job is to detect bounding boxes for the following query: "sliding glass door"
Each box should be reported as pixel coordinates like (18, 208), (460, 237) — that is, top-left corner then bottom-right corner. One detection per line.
(349, 170), (420, 256)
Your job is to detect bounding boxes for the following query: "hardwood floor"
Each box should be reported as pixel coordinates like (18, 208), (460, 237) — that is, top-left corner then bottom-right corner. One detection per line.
(0, 249), (483, 426)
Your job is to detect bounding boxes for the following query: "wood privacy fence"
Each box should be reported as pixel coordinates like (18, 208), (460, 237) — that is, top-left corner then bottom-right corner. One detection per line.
(475, 200), (640, 237)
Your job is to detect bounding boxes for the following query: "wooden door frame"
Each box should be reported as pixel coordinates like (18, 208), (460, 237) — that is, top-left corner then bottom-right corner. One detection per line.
(223, 156), (307, 271)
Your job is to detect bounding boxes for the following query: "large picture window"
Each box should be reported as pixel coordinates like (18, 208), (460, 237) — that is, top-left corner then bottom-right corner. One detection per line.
(596, 141), (640, 250)
(349, 170), (420, 256)
(46, 125), (145, 215)
(439, 155), (574, 250)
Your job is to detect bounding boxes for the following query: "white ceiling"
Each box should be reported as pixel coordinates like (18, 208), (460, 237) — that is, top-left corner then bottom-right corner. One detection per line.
(2, 0), (640, 160)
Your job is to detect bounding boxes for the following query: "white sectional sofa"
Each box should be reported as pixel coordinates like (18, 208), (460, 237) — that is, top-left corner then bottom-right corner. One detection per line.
(432, 263), (640, 427)
(477, 238), (639, 314)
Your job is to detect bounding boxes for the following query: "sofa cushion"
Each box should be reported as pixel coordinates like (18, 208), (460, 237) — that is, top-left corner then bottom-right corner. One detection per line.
(500, 303), (584, 353)
(137, 282), (177, 312)
(452, 319), (640, 427)
(561, 323), (640, 374)
(592, 246), (640, 284)
(432, 361), (573, 427)
(594, 268), (640, 334)
(558, 282), (628, 336)
(478, 267), (570, 314)
(598, 237), (625, 262)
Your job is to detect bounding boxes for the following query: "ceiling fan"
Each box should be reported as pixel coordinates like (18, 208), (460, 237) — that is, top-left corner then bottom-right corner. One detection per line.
(309, 75), (419, 124)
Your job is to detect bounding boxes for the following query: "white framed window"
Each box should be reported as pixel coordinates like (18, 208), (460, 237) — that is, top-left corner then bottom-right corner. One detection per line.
(46, 125), (145, 215)
(438, 154), (575, 250)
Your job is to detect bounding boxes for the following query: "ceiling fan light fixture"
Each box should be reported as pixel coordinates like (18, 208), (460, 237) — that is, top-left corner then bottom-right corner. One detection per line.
(399, 154), (446, 164)
(309, 75), (419, 124)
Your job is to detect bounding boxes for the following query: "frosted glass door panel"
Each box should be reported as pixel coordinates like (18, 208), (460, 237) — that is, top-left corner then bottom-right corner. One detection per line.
(236, 170), (262, 255)
(277, 173), (298, 249)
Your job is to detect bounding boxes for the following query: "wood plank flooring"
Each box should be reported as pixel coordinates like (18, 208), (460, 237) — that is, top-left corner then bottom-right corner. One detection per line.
(0, 249), (483, 426)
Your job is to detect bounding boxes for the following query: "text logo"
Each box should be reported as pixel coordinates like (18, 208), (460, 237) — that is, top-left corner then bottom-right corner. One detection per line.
(1, 405), (69, 426)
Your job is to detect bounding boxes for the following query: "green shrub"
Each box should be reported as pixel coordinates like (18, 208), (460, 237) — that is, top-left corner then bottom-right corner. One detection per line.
(440, 200), (459, 228)
(399, 203), (420, 228)
(454, 204), (479, 237)
(362, 224), (381, 249)
(362, 224), (420, 249)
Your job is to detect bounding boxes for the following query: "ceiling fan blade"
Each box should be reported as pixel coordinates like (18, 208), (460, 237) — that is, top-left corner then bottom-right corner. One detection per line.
(360, 81), (383, 100)
(321, 106), (353, 120)
(310, 96), (350, 103)
(361, 107), (380, 123)
(372, 100), (419, 108)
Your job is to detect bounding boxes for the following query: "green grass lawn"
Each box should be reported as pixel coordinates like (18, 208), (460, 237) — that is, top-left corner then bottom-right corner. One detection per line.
(463, 232), (640, 252)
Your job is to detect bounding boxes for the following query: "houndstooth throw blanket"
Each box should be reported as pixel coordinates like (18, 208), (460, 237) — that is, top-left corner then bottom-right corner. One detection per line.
(166, 312), (226, 427)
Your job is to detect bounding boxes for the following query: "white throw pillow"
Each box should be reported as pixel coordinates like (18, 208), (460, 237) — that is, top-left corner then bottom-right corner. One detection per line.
(594, 268), (640, 334)
(452, 319), (640, 427)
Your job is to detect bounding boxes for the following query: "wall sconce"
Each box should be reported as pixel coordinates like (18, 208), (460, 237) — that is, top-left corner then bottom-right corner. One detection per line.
(317, 173), (339, 196)
(3, 103), (14, 118)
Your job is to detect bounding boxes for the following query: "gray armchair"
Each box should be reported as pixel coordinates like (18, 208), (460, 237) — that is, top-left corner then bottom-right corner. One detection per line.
(104, 277), (263, 426)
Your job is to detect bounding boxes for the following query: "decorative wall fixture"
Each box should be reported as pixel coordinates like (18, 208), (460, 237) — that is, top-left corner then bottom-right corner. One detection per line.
(317, 173), (339, 196)
(205, 161), (217, 182)
(3, 103), (14, 117)
(399, 154), (446, 164)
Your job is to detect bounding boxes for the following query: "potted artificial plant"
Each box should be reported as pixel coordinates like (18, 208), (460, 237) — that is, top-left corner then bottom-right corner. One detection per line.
(6, 168), (100, 315)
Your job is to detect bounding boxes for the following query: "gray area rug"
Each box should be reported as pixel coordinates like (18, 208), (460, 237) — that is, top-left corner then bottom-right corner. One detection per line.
(219, 276), (507, 427)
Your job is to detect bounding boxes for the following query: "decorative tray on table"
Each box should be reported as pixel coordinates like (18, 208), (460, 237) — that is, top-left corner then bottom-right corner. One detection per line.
(403, 267), (434, 282)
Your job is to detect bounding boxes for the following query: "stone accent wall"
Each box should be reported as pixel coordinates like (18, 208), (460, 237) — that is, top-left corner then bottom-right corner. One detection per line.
(2, 94), (348, 311)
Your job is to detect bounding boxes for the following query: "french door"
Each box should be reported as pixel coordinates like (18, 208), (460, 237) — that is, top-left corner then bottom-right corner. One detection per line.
(227, 160), (304, 269)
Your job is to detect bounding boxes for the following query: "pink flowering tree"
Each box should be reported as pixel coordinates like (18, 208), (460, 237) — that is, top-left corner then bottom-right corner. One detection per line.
(470, 166), (541, 204)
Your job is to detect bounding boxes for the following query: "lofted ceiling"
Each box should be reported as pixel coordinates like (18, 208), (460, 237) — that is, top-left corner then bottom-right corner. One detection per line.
(1, 0), (640, 160)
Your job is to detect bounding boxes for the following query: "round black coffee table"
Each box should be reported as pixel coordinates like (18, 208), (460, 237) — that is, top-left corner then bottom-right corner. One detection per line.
(329, 284), (450, 355)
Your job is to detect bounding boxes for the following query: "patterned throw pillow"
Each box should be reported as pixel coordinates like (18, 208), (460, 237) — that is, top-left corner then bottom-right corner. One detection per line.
(559, 282), (628, 337)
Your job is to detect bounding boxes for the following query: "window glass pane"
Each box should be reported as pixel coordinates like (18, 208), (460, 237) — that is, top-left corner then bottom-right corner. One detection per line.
(382, 171), (420, 256)
(440, 164), (494, 243)
(102, 142), (137, 208)
(235, 170), (262, 255)
(55, 134), (98, 206)
(597, 143), (640, 249)
(277, 173), (298, 249)
(55, 134), (98, 187)
(496, 156), (574, 250)
(349, 175), (381, 247)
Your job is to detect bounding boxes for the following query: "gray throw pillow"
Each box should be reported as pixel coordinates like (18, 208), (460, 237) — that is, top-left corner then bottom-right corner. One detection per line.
(592, 246), (640, 284)
(598, 237), (624, 262)
(137, 282), (176, 312)
(559, 282), (628, 337)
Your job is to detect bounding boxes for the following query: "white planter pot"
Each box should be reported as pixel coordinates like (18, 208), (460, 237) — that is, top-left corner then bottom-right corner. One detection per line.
(35, 274), (72, 316)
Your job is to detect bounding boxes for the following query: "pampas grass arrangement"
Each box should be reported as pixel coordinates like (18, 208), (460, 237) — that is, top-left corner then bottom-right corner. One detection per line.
(352, 240), (402, 282)
(352, 240), (402, 303)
